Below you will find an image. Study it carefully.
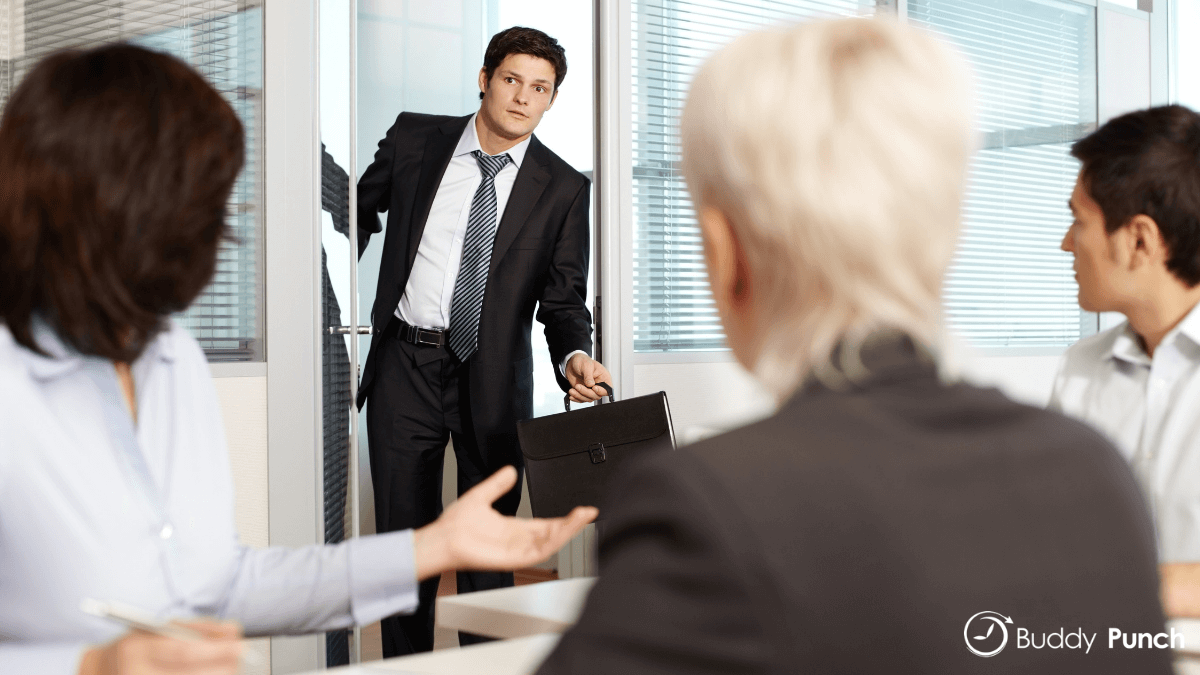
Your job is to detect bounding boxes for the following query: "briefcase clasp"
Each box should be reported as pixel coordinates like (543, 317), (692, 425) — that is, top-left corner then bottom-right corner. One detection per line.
(588, 442), (607, 464)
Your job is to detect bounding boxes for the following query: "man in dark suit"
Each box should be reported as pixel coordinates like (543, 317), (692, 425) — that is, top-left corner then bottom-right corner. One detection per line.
(537, 19), (1171, 674)
(355, 27), (612, 656)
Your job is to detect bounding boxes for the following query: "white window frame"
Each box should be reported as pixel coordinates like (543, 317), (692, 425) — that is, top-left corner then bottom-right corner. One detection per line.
(263, 0), (326, 670)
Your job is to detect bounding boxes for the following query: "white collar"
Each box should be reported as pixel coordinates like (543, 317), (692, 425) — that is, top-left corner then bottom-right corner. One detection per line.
(1177, 299), (1200, 349)
(1109, 300), (1200, 366)
(454, 113), (531, 168)
(16, 316), (176, 381)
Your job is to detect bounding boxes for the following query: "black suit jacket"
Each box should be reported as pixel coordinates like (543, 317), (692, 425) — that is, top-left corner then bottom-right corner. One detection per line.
(356, 113), (593, 457)
(538, 335), (1170, 674)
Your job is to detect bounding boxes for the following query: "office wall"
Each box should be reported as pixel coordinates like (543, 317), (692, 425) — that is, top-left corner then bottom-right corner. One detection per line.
(213, 375), (270, 548)
(632, 361), (774, 444)
(957, 354), (1062, 408)
(632, 352), (1063, 450)
(211, 374), (270, 673)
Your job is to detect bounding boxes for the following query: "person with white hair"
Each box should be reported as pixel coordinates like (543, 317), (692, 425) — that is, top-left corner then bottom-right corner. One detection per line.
(535, 18), (1169, 674)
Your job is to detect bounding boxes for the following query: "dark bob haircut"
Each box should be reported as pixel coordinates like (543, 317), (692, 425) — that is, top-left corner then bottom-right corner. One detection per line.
(1071, 104), (1200, 287)
(480, 26), (567, 100)
(0, 44), (244, 362)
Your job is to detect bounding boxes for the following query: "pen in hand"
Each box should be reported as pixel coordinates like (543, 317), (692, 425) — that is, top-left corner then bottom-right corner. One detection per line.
(80, 598), (265, 667)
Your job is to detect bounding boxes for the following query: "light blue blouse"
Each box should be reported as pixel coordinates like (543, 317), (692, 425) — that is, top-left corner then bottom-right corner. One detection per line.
(0, 320), (418, 673)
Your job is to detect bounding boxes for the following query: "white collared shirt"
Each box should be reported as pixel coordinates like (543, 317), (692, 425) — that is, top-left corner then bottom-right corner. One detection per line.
(396, 113), (530, 330)
(394, 114), (587, 374)
(1049, 301), (1200, 562)
(0, 320), (418, 673)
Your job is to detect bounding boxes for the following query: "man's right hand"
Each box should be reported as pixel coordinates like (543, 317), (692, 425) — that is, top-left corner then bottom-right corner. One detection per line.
(79, 621), (244, 675)
(414, 465), (598, 581)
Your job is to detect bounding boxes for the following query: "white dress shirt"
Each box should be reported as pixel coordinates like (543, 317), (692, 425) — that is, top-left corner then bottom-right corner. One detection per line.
(395, 113), (586, 374)
(1049, 301), (1200, 562)
(0, 320), (418, 673)
(396, 113), (529, 330)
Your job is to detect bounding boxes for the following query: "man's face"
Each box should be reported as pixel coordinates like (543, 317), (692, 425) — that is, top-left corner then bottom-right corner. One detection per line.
(1061, 174), (1127, 313)
(478, 53), (557, 141)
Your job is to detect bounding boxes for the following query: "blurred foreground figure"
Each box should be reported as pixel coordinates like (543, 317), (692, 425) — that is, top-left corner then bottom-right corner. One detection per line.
(1163, 564), (1200, 618)
(536, 19), (1170, 674)
(0, 45), (593, 675)
(1050, 105), (1200, 564)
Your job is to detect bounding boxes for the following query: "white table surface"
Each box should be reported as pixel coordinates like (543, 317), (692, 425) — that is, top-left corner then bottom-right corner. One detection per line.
(302, 601), (1200, 674)
(434, 577), (596, 640)
(1173, 619), (1200, 674)
(302, 633), (560, 675)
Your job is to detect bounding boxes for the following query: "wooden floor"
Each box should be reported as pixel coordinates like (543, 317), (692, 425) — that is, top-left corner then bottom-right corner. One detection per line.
(359, 567), (559, 661)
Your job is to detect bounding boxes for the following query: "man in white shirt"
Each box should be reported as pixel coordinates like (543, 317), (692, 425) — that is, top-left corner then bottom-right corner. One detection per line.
(355, 27), (613, 655)
(1049, 104), (1200, 562)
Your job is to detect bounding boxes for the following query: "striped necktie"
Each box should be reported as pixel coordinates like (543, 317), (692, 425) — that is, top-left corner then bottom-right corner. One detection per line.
(448, 150), (511, 362)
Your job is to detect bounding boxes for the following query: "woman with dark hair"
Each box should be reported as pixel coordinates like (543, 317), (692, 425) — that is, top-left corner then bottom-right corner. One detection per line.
(0, 45), (594, 675)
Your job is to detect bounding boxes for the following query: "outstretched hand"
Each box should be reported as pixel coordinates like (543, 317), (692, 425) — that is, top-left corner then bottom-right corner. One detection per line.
(413, 466), (597, 581)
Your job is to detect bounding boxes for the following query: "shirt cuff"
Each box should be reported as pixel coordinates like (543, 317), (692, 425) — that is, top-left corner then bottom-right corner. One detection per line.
(560, 350), (590, 378)
(347, 529), (419, 626)
(0, 643), (89, 675)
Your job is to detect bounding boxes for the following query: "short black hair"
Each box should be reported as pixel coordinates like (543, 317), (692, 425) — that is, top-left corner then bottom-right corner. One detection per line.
(0, 44), (245, 361)
(1071, 104), (1200, 287)
(480, 26), (567, 101)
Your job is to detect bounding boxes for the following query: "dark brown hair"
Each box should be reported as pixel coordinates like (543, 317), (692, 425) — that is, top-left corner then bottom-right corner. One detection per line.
(0, 44), (244, 361)
(480, 26), (567, 100)
(1071, 104), (1200, 287)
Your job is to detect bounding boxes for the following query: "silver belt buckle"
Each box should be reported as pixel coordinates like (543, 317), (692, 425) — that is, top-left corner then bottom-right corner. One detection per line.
(415, 328), (444, 347)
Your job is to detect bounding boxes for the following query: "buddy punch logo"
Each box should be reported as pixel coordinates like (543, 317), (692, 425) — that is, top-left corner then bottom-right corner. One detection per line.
(963, 611), (1185, 658)
(964, 611), (1011, 657)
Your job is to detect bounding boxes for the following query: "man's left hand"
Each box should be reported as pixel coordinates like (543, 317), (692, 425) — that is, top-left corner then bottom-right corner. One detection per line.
(565, 354), (614, 403)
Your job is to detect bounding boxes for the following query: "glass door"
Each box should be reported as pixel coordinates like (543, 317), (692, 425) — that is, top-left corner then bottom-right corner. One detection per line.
(320, 0), (595, 665)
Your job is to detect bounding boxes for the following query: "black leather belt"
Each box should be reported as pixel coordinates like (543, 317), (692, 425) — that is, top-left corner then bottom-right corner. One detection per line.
(385, 316), (448, 348)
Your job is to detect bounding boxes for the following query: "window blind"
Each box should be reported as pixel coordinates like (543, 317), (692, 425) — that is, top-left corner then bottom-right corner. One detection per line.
(0, 1), (265, 361)
(909, 0), (1095, 347)
(631, 0), (875, 352)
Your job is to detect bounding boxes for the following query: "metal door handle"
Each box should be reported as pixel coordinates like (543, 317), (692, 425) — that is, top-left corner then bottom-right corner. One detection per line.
(327, 325), (372, 335)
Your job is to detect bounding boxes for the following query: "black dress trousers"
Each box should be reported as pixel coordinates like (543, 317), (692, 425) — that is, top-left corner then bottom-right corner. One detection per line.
(365, 326), (524, 656)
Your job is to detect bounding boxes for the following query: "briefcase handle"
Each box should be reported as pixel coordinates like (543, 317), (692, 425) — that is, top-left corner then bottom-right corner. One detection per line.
(563, 382), (614, 412)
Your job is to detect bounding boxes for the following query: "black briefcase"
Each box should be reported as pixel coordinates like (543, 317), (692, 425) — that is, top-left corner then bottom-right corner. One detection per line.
(517, 388), (675, 519)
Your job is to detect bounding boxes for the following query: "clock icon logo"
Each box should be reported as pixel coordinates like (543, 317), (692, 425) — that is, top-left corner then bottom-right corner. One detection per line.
(964, 611), (1012, 657)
